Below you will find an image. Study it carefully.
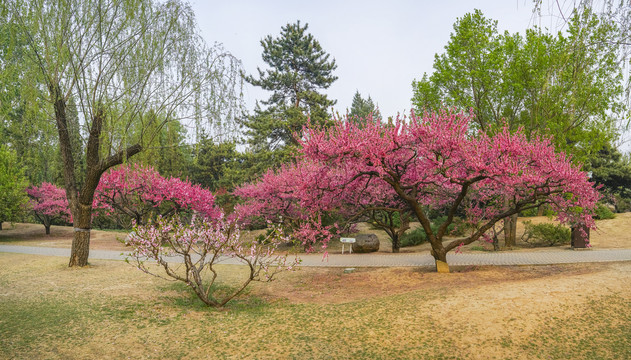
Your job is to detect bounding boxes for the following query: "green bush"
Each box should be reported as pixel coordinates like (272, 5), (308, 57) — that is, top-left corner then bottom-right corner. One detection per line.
(520, 208), (538, 217)
(400, 216), (466, 247)
(520, 206), (557, 217)
(521, 221), (570, 247)
(594, 203), (616, 220)
(614, 194), (631, 213)
(400, 226), (430, 247)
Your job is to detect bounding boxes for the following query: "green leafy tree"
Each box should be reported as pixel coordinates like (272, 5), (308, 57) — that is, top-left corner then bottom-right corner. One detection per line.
(5, 0), (243, 267)
(0, 145), (29, 230)
(242, 21), (338, 177)
(413, 9), (623, 159)
(0, 21), (60, 185)
(131, 118), (193, 178)
(348, 90), (381, 126)
(412, 9), (625, 246)
(533, 0), (631, 130)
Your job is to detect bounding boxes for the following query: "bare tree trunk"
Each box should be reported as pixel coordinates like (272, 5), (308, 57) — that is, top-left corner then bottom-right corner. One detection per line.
(391, 235), (400, 253)
(45, 225), (50, 235)
(391, 212), (410, 253)
(69, 203), (92, 267)
(431, 247), (449, 273)
(510, 213), (517, 245)
(0, 222), (3, 230)
(503, 198), (518, 248)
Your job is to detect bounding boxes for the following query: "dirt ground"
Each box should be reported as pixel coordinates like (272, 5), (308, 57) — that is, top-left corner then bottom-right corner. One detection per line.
(1, 216), (631, 359)
(1, 252), (629, 359)
(2, 212), (631, 253)
(0, 222), (129, 251)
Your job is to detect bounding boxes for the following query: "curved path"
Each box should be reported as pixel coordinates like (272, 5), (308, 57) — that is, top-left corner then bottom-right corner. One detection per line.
(2, 244), (631, 267)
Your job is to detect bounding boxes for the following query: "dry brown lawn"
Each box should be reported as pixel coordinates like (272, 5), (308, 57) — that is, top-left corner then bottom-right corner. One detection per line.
(0, 253), (630, 359)
(1, 215), (630, 359)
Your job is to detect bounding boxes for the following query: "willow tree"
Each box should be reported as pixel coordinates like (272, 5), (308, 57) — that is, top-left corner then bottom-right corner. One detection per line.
(4, 0), (243, 267)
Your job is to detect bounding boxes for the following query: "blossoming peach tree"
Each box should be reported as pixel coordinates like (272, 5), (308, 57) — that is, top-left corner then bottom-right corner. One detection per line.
(93, 164), (220, 227)
(127, 214), (300, 307)
(237, 110), (599, 272)
(27, 182), (72, 234)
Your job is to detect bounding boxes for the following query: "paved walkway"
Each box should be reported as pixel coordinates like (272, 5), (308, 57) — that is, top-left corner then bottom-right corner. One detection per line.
(2, 244), (631, 267)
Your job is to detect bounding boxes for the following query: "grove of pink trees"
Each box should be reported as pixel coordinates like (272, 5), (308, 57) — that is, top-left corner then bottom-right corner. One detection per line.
(236, 110), (599, 272)
(27, 182), (72, 234)
(93, 164), (221, 227)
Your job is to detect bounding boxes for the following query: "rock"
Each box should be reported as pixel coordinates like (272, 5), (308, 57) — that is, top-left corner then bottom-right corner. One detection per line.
(343, 268), (356, 274)
(352, 234), (379, 253)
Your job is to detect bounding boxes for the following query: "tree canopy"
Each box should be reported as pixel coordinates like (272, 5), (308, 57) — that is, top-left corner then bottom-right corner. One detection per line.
(348, 91), (381, 126)
(412, 9), (625, 163)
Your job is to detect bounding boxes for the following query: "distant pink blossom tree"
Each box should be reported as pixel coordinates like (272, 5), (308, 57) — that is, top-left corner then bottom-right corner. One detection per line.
(27, 182), (72, 235)
(94, 164), (220, 228)
(235, 160), (411, 252)
(128, 215), (300, 307)
(237, 110), (599, 272)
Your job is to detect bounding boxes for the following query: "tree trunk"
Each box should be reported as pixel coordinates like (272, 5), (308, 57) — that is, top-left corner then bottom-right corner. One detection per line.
(431, 247), (449, 273)
(44, 217), (51, 235)
(503, 213), (518, 248)
(68, 203), (92, 267)
(510, 213), (517, 244)
(392, 235), (400, 253)
(0, 222), (3, 230)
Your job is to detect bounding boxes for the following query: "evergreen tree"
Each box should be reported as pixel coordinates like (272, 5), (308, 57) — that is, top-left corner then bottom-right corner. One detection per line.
(242, 21), (337, 177)
(348, 90), (381, 126)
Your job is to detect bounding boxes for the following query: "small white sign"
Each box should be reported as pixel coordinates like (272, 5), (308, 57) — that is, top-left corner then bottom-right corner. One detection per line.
(340, 237), (356, 254)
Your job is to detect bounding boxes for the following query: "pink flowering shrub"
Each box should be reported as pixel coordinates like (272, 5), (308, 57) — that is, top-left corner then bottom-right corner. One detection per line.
(94, 164), (221, 228)
(237, 109), (599, 271)
(127, 215), (300, 307)
(27, 182), (72, 234)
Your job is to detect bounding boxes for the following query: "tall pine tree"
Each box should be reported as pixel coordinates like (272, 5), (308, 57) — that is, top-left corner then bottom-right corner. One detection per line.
(242, 21), (337, 178)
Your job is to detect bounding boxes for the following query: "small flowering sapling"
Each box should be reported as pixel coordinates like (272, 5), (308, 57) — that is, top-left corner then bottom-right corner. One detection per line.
(27, 183), (72, 235)
(127, 215), (300, 307)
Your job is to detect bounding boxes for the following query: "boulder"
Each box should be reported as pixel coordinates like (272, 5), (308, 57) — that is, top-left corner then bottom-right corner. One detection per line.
(352, 234), (380, 253)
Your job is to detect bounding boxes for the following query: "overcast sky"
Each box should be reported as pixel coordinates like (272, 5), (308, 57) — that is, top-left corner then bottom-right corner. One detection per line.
(189, 0), (548, 118)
